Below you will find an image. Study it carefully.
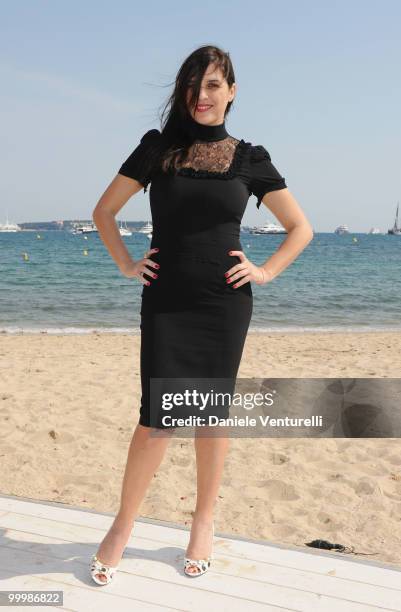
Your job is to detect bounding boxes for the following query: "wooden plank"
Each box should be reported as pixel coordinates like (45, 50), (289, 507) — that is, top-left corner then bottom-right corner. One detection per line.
(0, 547), (288, 611)
(0, 569), (181, 611)
(0, 495), (401, 572)
(1, 515), (400, 611)
(1, 503), (400, 591)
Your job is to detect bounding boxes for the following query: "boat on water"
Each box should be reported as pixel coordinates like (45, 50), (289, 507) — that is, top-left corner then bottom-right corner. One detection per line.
(388, 202), (401, 235)
(368, 227), (382, 234)
(250, 221), (287, 235)
(118, 220), (132, 236)
(71, 221), (98, 234)
(138, 221), (153, 235)
(0, 214), (21, 232)
(334, 224), (349, 235)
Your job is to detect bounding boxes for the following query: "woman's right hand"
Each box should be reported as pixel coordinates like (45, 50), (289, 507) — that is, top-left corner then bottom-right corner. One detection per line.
(119, 248), (160, 285)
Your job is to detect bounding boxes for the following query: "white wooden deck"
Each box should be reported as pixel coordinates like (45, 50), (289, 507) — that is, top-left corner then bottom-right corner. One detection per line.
(0, 494), (400, 611)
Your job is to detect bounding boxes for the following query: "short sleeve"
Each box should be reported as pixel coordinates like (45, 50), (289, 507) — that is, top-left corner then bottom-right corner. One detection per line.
(249, 145), (287, 209)
(118, 128), (162, 193)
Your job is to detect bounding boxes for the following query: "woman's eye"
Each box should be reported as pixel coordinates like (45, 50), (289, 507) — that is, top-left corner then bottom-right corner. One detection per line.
(188, 83), (218, 89)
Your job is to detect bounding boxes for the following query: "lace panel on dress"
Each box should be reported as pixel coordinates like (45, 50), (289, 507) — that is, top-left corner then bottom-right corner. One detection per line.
(174, 136), (240, 173)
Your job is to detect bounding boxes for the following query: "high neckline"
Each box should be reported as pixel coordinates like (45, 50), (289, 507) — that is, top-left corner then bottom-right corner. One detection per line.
(185, 112), (229, 143)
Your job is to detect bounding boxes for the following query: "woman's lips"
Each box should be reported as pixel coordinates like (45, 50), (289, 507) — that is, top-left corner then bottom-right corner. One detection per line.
(196, 105), (212, 112)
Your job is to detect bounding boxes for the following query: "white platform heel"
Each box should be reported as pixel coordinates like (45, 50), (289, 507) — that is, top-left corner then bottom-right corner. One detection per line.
(90, 553), (120, 585)
(184, 521), (214, 577)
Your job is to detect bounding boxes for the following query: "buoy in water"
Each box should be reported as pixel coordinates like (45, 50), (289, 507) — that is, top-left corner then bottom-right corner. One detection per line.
(22, 252), (29, 261)
(83, 249), (88, 256)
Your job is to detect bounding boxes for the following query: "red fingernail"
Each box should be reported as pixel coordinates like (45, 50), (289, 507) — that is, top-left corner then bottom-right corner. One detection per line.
(233, 284), (237, 288)
(226, 279), (231, 283)
(224, 272), (229, 277)
(153, 274), (158, 278)
(146, 281), (150, 286)
(154, 248), (159, 252)
(154, 264), (160, 269)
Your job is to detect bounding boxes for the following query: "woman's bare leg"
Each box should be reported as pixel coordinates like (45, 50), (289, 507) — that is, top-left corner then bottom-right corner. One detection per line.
(185, 430), (230, 573)
(93, 424), (172, 581)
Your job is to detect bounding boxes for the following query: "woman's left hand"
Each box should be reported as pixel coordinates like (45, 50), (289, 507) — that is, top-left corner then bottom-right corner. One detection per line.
(225, 250), (272, 288)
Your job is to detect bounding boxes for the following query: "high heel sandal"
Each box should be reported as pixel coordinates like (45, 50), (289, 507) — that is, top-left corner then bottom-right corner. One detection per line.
(90, 553), (120, 585)
(90, 523), (133, 585)
(184, 521), (214, 577)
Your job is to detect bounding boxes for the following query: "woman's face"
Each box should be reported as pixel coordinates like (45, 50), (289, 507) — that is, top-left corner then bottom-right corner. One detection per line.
(186, 63), (236, 125)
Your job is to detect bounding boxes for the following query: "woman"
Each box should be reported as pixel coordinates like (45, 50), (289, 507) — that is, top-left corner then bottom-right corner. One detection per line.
(90, 45), (313, 584)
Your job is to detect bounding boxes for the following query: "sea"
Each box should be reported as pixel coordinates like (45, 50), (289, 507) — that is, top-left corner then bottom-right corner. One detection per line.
(1, 229), (400, 333)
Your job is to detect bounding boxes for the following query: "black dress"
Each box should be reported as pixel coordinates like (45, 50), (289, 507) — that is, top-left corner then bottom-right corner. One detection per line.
(118, 117), (287, 429)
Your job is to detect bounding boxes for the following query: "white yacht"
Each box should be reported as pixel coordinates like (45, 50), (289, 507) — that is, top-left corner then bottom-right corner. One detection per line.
(334, 224), (349, 234)
(118, 220), (132, 236)
(250, 221), (287, 235)
(71, 221), (98, 234)
(368, 227), (382, 234)
(138, 221), (153, 235)
(388, 202), (401, 235)
(0, 214), (21, 232)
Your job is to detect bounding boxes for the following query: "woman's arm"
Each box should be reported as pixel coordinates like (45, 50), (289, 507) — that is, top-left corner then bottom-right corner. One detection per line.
(258, 188), (314, 282)
(92, 174), (144, 274)
(226, 188), (313, 288)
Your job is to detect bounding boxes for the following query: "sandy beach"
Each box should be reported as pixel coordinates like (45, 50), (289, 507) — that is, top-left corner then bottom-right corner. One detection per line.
(1, 330), (401, 567)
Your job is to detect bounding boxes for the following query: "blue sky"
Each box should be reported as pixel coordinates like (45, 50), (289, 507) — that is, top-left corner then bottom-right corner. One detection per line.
(1, 0), (400, 231)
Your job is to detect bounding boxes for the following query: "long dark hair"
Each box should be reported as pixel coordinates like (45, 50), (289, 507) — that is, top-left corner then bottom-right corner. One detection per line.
(158, 45), (236, 173)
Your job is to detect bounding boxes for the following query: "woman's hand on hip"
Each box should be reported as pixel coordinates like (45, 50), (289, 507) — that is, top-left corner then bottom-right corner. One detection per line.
(225, 250), (272, 288)
(119, 247), (160, 285)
